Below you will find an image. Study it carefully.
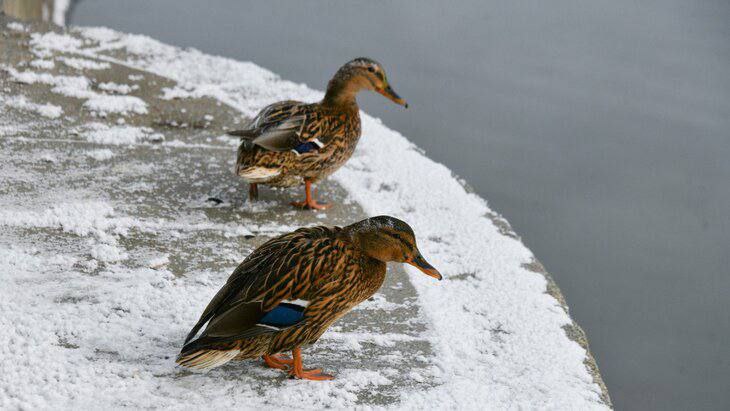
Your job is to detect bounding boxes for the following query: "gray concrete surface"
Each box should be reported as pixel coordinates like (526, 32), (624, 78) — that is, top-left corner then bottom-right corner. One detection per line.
(0, 16), (610, 407)
(1, 18), (436, 406)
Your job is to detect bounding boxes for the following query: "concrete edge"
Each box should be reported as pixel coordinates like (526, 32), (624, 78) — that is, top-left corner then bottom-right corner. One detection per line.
(453, 175), (611, 408)
(487, 208), (613, 408)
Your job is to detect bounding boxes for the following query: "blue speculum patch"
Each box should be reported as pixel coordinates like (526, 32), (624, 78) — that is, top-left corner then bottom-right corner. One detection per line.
(293, 141), (319, 154)
(259, 303), (305, 327)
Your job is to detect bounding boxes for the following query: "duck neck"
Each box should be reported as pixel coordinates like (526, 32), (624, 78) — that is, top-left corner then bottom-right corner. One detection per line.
(322, 76), (361, 110)
(360, 255), (387, 295)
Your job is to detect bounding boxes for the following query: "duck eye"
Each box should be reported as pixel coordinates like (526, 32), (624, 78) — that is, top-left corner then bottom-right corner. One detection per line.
(367, 66), (376, 73)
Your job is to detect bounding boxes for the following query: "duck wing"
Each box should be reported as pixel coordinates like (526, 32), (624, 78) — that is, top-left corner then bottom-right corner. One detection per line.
(228, 101), (331, 153)
(181, 227), (343, 350)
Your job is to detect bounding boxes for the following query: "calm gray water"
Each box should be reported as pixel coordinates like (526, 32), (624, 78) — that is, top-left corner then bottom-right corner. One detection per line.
(68, 1), (730, 409)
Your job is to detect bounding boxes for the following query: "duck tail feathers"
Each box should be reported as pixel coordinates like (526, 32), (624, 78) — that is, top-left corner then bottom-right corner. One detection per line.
(176, 346), (240, 371)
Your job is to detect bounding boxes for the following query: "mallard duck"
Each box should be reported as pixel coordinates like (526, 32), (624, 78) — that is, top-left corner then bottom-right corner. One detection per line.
(229, 58), (407, 210)
(176, 216), (440, 380)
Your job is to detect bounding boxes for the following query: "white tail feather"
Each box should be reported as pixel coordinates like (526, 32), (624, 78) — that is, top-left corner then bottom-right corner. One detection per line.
(177, 349), (240, 371)
(238, 166), (281, 183)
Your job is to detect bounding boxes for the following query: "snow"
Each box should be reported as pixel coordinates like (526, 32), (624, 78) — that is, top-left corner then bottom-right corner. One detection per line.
(6, 22), (25, 32)
(3, 66), (91, 97)
(30, 32), (83, 53)
(85, 148), (115, 161)
(83, 94), (147, 115)
(147, 254), (170, 269)
(98, 82), (138, 94)
(0, 201), (120, 240)
(336, 120), (603, 409)
(0, 24), (607, 409)
(3, 95), (63, 118)
(2, 66), (147, 116)
(58, 56), (111, 71)
(324, 331), (420, 350)
(30, 59), (55, 69)
(81, 123), (163, 145)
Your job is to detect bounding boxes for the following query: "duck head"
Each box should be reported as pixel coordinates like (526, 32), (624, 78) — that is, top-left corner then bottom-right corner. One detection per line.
(323, 58), (408, 108)
(345, 216), (441, 281)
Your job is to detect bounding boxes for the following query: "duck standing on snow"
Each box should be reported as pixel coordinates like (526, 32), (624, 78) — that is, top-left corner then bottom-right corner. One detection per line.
(229, 58), (408, 210)
(176, 216), (440, 380)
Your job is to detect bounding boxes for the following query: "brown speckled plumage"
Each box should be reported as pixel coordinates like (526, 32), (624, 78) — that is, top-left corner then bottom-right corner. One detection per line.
(176, 216), (440, 378)
(234, 101), (362, 187)
(229, 58), (407, 208)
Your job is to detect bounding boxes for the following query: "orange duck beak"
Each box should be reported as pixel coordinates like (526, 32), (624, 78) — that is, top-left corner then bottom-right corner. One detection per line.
(407, 253), (442, 281)
(376, 85), (408, 108)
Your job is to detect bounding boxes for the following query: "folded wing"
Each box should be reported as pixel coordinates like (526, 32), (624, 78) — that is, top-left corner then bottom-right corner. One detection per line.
(228, 101), (330, 153)
(179, 228), (336, 353)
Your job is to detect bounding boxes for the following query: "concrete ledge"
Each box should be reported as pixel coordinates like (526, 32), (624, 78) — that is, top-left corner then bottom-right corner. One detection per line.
(0, 16), (611, 409)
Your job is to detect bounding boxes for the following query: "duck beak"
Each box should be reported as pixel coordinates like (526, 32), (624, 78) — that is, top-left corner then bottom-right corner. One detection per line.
(407, 253), (442, 281)
(376, 85), (408, 108)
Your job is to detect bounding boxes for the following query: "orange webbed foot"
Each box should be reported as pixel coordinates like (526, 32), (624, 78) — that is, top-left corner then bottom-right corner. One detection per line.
(262, 354), (294, 370)
(286, 347), (334, 381)
(292, 181), (332, 210)
(288, 368), (334, 381)
(290, 199), (332, 210)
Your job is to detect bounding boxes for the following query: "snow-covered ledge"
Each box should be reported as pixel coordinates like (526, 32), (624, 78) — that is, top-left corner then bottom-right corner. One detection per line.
(0, 19), (610, 409)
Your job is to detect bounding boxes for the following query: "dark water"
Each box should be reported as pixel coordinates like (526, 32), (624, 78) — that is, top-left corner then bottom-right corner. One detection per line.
(67, 1), (730, 409)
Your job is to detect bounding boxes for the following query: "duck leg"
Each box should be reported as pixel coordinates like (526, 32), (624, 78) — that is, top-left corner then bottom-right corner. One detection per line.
(287, 347), (334, 380)
(291, 180), (331, 210)
(262, 353), (293, 370)
(248, 183), (259, 201)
